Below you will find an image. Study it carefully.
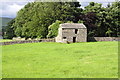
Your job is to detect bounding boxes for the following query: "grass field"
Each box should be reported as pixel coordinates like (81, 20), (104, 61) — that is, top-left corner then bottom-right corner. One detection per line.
(2, 41), (118, 78)
(0, 39), (13, 42)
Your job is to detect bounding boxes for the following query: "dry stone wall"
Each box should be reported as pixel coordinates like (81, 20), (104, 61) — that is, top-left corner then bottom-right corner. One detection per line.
(1, 39), (55, 45)
(1, 37), (119, 45)
(88, 37), (120, 42)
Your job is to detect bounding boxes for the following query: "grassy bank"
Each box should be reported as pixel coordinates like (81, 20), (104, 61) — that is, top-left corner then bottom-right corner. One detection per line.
(2, 41), (118, 78)
(0, 39), (13, 42)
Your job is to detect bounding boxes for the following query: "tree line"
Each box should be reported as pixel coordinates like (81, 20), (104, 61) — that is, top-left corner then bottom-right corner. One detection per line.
(3, 1), (120, 39)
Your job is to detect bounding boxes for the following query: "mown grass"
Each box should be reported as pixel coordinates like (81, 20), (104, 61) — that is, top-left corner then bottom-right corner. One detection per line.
(0, 39), (13, 42)
(2, 41), (118, 78)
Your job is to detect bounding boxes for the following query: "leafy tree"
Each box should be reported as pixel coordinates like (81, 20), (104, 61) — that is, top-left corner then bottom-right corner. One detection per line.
(106, 28), (113, 37)
(12, 2), (82, 39)
(47, 20), (63, 38)
(105, 1), (120, 37)
(78, 2), (104, 37)
(79, 1), (120, 37)
(7, 1), (119, 38)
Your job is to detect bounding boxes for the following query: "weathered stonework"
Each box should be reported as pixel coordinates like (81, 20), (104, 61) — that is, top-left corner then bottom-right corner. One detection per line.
(1, 37), (119, 45)
(1, 39), (55, 45)
(88, 37), (120, 42)
(56, 23), (87, 43)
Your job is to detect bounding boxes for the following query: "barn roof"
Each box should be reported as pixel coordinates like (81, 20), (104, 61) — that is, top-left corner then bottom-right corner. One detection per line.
(60, 23), (86, 29)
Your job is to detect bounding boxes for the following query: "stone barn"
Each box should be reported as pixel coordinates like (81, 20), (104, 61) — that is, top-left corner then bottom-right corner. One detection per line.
(55, 23), (87, 43)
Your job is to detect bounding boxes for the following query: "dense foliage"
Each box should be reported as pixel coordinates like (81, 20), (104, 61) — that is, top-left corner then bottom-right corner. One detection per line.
(4, 1), (120, 39)
(12, 2), (81, 39)
(79, 1), (120, 37)
(47, 20), (63, 38)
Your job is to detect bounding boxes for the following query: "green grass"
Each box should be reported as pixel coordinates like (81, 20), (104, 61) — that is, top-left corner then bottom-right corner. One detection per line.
(0, 39), (13, 42)
(2, 41), (118, 78)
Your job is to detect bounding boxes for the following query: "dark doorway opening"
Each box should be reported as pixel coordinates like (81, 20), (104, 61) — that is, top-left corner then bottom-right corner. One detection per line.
(73, 37), (76, 43)
(63, 37), (66, 39)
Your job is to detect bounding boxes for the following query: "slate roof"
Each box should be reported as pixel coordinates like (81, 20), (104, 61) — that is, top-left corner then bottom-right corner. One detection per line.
(60, 23), (86, 29)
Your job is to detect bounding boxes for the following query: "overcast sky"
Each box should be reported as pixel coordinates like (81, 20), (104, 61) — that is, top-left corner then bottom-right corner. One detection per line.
(0, 0), (117, 18)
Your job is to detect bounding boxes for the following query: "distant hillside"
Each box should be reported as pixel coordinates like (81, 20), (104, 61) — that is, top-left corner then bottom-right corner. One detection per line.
(0, 17), (13, 27)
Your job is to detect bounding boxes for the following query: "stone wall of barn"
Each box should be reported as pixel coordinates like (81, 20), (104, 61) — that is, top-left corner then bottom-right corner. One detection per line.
(56, 28), (87, 43)
(55, 27), (63, 43)
(77, 28), (87, 42)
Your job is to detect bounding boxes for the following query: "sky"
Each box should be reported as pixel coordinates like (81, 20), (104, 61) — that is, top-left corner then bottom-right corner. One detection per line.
(0, 0), (117, 18)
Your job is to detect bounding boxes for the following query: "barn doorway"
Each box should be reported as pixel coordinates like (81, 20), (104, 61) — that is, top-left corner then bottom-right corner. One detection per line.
(73, 37), (76, 43)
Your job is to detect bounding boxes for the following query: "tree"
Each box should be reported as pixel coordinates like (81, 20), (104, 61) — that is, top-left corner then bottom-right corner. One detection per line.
(79, 1), (120, 37)
(47, 20), (63, 38)
(79, 12), (98, 37)
(12, 2), (82, 39)
(105, 1), (120, 37)
(79, 2), (104, 37)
